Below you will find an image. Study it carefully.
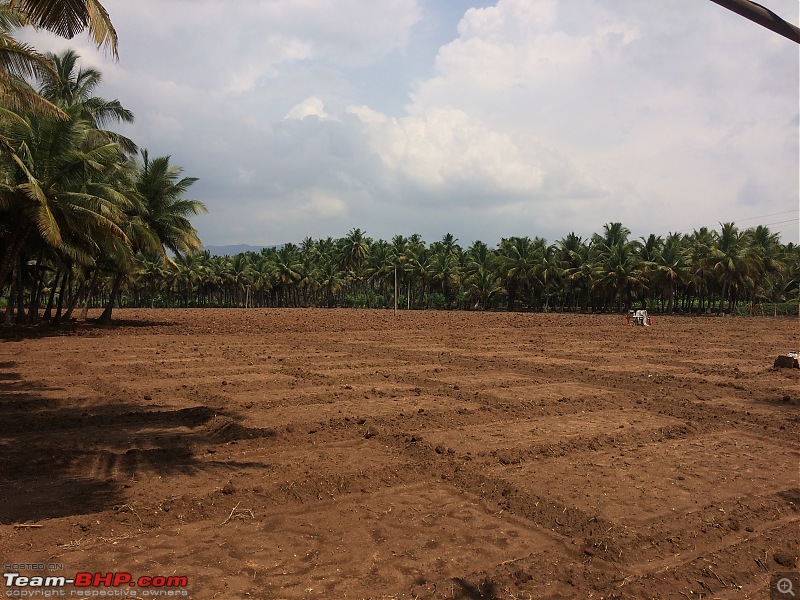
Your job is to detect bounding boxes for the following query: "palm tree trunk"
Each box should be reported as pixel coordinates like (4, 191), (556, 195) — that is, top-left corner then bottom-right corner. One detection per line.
(98, 271), (124, 324)
(0, 223), (33, 295)
(53, 271), (70, 324)
(3, 263), (17, 325)
(63, 276), (86, 320)
(27, 254), (44, 323)
(717, 280), (728, 315)
(667, 281), (674, 314)
(80, 268), (101, 320)
(44, 271), (60, 321)
(15, 256), (26, 324)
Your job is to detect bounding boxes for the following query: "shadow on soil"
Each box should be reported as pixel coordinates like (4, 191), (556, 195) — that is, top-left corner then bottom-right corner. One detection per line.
(451, 578), (500, 600)
(0, 318), (176, 341)
(0, 361), (273, 524)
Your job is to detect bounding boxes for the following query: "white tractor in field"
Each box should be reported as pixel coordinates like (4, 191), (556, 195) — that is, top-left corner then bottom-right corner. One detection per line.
(627, 309), (652, 326)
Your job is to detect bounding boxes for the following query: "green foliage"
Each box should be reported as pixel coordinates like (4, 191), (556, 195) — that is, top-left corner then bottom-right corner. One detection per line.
(0, 48), (203, 323)
(427, 292), (447, 310)
(732, 302), (800, 317)
(343, 291), (387, 309)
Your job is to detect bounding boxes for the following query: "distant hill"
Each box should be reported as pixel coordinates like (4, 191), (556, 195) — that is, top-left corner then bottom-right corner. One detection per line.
(203, 244), (282, 256)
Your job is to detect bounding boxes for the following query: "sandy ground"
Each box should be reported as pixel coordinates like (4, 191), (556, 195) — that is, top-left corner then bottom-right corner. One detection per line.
(0, 309), (798, 599)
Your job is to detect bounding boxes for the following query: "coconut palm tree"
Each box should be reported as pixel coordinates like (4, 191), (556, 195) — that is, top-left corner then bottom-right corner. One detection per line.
(536, 239), (560, 311)
(97, 151), (205, 322)
(318, 256), (345, 307)
(464, 240), (493, 276)
(636, 234), (662, 308)
(748, 225), (786, 305)
(36, 48), (137, 320)
(427, 241), (460, 308)
(272, 243), (302, 307)
(589, 223), (645, 311)
(438, 232), (460, 258)
(711, 222), (760, 314)
(38, 48), (135, 151)
(131, 151), (204, 257)
(296, 247), (319, 306)
(597, 222), (630, 249)
(653, 232), (687, 313)
(366, 239), (395, 303)
(0, 100), (131, 298)
(557, 233), (589, 312)
(249, 254), (276, 307)
(228, 252), (253, 306)
(591, 231), (644, 311)
(497, 236), (539, 310)
(387, 234), (411, 308)
(0, 48), (143, 321)
(401, 234), (427, 309)
(464, 266), (501, 310)
(132, 251), (167, 307)
(171, 250), (206, 307)
(780, 242), (800, 307)
(686, 227), (716, 312)
(339, 227), (369, 274)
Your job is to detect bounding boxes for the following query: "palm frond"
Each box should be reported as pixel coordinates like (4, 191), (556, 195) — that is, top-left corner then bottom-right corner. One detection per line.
(8, 0), (117, 57)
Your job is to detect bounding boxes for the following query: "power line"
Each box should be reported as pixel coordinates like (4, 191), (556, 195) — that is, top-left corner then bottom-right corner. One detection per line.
(761, 218), (799, 227)
(731, 209), (798, 223)
(646, 216), (798, 240)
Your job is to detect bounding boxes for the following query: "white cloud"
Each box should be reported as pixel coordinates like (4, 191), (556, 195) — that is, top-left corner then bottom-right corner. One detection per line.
(357, 106), (546, 194)
(17, 0), (798, 245)
(102, 0), (422, 86)
(397, 0), (798, 240)
(285, 96), (332, 120)
(295, 189), (349, 219)
(235, 167), (256, 185)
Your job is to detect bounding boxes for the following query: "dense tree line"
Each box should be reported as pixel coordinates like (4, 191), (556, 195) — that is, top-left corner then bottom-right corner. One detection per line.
(1, 1), (204, 324)
(125, 223), (798, 315)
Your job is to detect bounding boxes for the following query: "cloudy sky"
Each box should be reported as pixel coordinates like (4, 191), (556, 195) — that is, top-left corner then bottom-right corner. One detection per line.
(23, 0), (800, 247)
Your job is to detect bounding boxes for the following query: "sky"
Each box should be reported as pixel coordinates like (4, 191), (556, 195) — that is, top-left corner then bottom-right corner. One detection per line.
(21, 0), (800, 248)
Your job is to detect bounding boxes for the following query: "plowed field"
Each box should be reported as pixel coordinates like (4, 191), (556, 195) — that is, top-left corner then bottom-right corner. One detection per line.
(1, 309), (798, 599)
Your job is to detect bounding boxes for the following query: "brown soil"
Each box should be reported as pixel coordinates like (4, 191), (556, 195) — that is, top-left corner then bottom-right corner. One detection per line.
(0, 309), (798, 599)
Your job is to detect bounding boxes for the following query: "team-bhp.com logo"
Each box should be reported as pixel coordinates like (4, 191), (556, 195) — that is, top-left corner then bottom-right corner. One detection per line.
(4, 572), (188, 597)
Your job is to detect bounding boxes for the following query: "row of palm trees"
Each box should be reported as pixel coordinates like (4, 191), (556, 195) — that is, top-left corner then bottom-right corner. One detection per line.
(124, 223), (798, 315)
(1, 1), (206, 324)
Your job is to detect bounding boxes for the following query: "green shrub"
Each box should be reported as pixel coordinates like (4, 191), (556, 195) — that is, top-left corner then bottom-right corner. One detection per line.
(427, 292), (447, 310)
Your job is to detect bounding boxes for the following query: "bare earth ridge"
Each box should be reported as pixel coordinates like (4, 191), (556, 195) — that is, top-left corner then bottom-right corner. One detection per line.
(0, 309), (798, 599)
